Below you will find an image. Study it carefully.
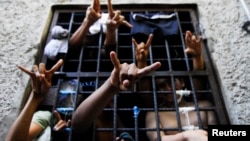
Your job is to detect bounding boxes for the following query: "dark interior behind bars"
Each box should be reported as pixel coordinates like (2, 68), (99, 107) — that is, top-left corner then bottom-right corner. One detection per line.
(39, 4), (230, 141)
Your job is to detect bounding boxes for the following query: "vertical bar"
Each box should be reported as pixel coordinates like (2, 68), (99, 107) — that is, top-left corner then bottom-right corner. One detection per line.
(176, 9), (203, 129)
(188, 76), (203, 128)
(165, 39), (182, 131)
(113, 95), (118, 141)
(171, 76), (182, 131)
(149, 44), (161, 141)
(97, 24), (103, 72)
(68, 11), (75, 141)
(175, 10), (191, 71)
(133, 106), (140, 141)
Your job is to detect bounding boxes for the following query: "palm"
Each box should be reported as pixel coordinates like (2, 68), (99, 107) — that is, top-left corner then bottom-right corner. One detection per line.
(185, 31), (202, 57)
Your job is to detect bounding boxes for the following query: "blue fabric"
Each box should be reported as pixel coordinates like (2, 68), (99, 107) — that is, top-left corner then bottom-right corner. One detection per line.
(130, 13), (179, 38)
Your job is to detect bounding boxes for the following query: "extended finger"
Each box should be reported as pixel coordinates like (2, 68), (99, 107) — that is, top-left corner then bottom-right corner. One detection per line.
(48, 59), (63, 74)
(122, 20), (133, 28)
(54, 120), (67, 131)
(17, 65), (33, 76)
(146, 34), (153, 47)
(66, 119), (71, 127)
(39, 63), (46, 74)
(54, 110), (62, 120)
(197, 36), (202, 43)
(185, 31), (192, 44)
(132, 38), (138, 47)
(107, 0), (114, 18)
(137, 62), (161, 78)
(92, 0), (100, 13)
(110, 51), (120, 70)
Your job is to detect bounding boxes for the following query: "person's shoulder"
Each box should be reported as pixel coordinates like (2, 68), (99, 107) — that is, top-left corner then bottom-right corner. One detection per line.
(146, 111), (155, 117)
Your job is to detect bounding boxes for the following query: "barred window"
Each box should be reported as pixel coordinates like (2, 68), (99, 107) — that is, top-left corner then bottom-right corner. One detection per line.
(38, 4), (230, 141)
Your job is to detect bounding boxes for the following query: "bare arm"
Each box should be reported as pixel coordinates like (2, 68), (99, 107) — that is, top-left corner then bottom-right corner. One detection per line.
(6, 91), (41, 141)
(133, 34), (153, 68)
(161, 130), (208, 141)
(133, 34), (154, 107)
(146, 111), (208, 141)
(185, 31), (205, 94)
(185, 30), (204, 70)
(104, 0), (132, 47)
(5, 60), (63, 141)
(69, 0), (101, 47)
(71, 51), (161, 133)
(71, 77), (119, 132)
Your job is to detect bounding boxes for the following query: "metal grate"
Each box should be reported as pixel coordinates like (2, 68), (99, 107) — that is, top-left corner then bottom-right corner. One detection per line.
(40, 4), (230, 141)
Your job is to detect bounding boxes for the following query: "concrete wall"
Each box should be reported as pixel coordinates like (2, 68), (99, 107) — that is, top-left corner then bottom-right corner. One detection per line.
(0, 0), (250, 140)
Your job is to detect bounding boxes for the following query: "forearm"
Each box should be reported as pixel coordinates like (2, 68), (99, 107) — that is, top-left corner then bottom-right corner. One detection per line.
(5, 92), (40, 141)
(137, 61), (153, 107)
(71, 78), (118, 132)
(192, 56), (204, 70)
(192, 56), (206, 92)
(104, 31), (116, 47)
(69, 19), (91, 47)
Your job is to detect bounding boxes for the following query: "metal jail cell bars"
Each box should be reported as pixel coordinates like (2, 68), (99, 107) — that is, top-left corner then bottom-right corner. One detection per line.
(39, 4), (229, 141)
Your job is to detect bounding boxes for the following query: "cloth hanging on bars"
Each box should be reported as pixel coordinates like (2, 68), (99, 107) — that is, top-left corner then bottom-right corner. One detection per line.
(89, 13), (109, 34)
(44, 25), (69, 60)
(130, 12), (179, 40)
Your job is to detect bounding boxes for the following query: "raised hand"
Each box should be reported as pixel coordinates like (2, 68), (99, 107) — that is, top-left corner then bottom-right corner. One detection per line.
(133, 34), (153, 62)
(17, 59), (63, 101)
(185, 30), (205, 91)
(185, 30), (203, 58)
(109, 51), (161, 90)
(53, 110), (71, 131)
(106, 0), (132, 33)
(85, 0), (102, 26)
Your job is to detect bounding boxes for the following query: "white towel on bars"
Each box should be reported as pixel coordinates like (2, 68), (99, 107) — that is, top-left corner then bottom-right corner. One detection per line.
(44, 25), (69, 60)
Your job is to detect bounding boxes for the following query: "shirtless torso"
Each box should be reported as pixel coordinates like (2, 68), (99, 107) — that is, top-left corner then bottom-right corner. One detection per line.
(146, 100), (217, 138)
(134, 30), (213, 141)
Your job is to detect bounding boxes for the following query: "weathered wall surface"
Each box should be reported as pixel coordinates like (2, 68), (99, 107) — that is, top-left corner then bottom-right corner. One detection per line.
(0, 0), (249, 140)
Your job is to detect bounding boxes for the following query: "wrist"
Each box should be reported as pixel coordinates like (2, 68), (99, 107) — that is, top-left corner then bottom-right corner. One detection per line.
(83, 19), (92, 28)
(106, 25), (116, 34)
(30, 91), (45, 104)
(104, 31), (116, 46)
(107, 77), (119, 92)
(192, 56), (204, 70)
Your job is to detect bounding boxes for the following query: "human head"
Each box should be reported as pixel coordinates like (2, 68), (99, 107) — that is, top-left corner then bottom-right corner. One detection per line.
(156, 78), (185, 107)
